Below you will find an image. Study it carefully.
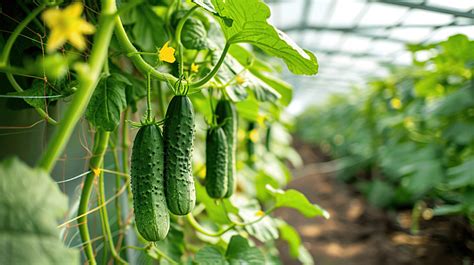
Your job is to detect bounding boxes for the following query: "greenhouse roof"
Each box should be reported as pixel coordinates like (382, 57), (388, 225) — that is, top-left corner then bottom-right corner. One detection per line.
(267, 0), (474, 112)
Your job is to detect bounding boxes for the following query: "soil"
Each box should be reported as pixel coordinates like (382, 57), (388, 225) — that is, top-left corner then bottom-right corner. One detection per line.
(276, 139), (474, 265)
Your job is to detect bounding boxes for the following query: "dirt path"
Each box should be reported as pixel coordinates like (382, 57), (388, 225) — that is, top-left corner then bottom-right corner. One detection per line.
(276, 141), (472, 265)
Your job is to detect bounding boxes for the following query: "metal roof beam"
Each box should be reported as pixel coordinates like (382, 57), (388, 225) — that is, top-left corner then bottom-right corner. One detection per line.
(282, 26), (408, 43)
(374, 0), (474, 19)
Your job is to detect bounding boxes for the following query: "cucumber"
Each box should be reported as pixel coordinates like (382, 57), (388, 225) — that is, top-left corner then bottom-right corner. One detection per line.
(205, 127), (228, 198)
(130, 124), (169, 241)
(246, 122), (257, 168)
(215, 99), (238, 197)
(164, 95), (196, 215)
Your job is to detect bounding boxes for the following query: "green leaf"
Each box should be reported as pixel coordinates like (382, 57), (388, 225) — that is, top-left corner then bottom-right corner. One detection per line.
(209, 47), (248, 102)
(86, 74), (128, 131)
(236, 199), (278, 242)
(211, 0), (318, 75)
(123, 74), (147, 113)
(192, 0), (217, 14)
(365, 180), (395, 208)
(195, 181), (238, 225)
(0, 157), (79, 264)
(225, 235), (265, 265)
(235, 94), (259, 121)
(195, 246), (227, 265)
(266, 185), (329, 218)
(277, 220), (314, 264)
(228, 44), (292, 105)
(182, 18), (209, 50)
(153, 222), (185, 263)
(250, 70), (292, 106)
(126, 5), (168, 52)
(192, 0), (233, 26)
(447, 158), (474, 189)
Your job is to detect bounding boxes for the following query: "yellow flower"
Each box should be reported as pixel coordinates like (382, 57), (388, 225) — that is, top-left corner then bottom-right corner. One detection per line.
(255, 210), (265, 217)
(390, 98), (402, 109)
(159, 41), (176, 63)
(236, 74), (245, 85)
(92, 168), (101, 177)
(191, 63), (199, 73)
(249, 129), (259, 143)
(42, 2), (95, 53)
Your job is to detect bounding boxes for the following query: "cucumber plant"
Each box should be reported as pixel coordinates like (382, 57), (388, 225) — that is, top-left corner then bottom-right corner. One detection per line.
(215, 99), (238, 198)
(0, 0), (327, 264)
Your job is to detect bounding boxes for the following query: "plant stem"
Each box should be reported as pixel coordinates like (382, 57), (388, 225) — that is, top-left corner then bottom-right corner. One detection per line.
(0, 65), (34, 76)
(186, 214), (236, 237)
(175, 6), (198, 78)
(98, 162), (128, 264)
(111, 146), (123, 229)
(186, 206), (275, 237)
(121, 108), (133, 202)
(37, 0), (117, 172)
(189, 43), (230, 89)
(155, 80), (166, 118)
(78, 130), (110, 265)
(0, 3), (45, 65)
(146, 72), (153, 122)
(114, 16), (178, 84)
(6, 73), (58, 125)
(152, 244), (179, 265)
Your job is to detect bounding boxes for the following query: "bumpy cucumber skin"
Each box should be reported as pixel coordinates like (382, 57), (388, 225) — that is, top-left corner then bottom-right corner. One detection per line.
(164, 95), (196, 215)
(215, 100), (238, 198)
(130, 124), (169, 241)
(205, 127), (229, 198)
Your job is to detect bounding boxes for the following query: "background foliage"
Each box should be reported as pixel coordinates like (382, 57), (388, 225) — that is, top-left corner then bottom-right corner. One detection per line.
(297, 34), (474, 222)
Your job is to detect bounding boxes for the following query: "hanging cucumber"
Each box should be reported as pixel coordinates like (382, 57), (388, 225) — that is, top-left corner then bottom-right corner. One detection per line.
(130, 124), (169, 241)
(265, 124), (272, 152)
(246, 121), (257, 168)
(205, 127), (229, 198)
(163, 95), (196, 215)
(215, 99), (238, 198)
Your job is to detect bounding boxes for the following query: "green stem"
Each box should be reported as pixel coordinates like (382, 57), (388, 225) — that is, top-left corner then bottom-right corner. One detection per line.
(6, 73), (58, 125)
(0, 65), (34, 76)
(152, 244), (179, 265)
(114, 16), (178, 84)
(111, 146), (123, 229)
(0, 3), (45, 65)
(155, 80), (166, 118)
(77, 130), (111, 265)
(98, 161), (128, 264)
(37, 0), (117, 172)
(146, 72), (153, 122)
(175, 6), (198, 78)
(121, 108), (133, 203)
(186, 206), (275, 237)
(189, 43), (230, 89)
(186, 214), (235, 237)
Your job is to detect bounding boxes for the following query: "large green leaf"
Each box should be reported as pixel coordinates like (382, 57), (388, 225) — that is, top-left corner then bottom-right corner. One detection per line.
(195, 181), (238, 225)
(229, 44), (293, 106)
(225, 235), (265, 265)
(210, 0), (318, 75)
(85, 74), (128, 131)
(153, 222), (185, 263)
(0, 157), (79, 264)
(236, 199), (278, 242)
(195, 246), (227, 265)
(277, 220), (314, 265)
(122, 4), (168, 52)
(195, 236), (265, 265)
(266, 185), (329, 218)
